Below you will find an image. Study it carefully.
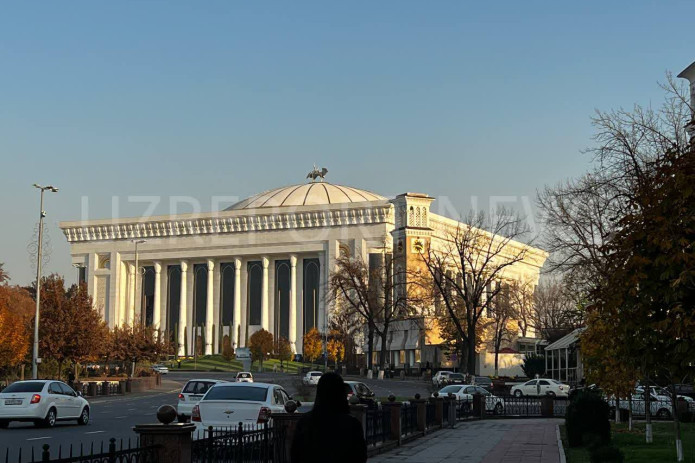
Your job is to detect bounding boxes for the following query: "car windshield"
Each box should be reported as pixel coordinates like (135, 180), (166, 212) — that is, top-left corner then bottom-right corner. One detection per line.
(183, 381), (216, 394)
(2, 382), (45, 393)
(440, 386), (462, 393)
(355, 383), (373, 395)
(204, 386), (268, 401)
(238, 373), (251, 378)
(449, 374), (464, 379)
(476, 377), (492, 384)
(310, 372), (322, 377)
(551, 380), (562, 385)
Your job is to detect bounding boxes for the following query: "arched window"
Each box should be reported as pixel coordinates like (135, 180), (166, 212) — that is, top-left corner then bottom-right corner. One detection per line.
(275, 260), (291, 340)
(220, 263), (235, 326)
(166, 265), (181, 342)
(193, 264), (208, 326)
(247, 261), (263, 326)
(303, 259), (320, 333)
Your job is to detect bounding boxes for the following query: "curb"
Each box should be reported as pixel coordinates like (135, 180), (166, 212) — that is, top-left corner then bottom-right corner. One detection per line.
(556, 424), (566, 463)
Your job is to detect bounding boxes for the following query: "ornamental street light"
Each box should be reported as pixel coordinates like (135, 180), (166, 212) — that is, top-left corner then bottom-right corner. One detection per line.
(32, 183), (59, 380)
(131, 239), (146, 326)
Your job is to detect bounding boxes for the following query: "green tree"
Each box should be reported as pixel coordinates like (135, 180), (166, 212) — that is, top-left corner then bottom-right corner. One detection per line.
(276, 336), (292, 369)
(520, 353), (545, 379)
(249, 329), (274, 370)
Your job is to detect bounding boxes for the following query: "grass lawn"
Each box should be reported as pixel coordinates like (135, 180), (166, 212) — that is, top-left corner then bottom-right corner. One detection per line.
(171, 355), (332, 375)
(562, 422), (695, 463)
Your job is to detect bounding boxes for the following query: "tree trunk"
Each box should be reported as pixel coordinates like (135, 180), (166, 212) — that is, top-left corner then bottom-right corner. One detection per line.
(494, 351), (499, 378)
(645, 378), (653, 443)
(615, 397), (621, 424)
(628, 394), (633, 431)
(379, 329), (389, 369)
(466, 334), (477, 375)
(367, 326), (374, 370)
(673, 381), (683, 461)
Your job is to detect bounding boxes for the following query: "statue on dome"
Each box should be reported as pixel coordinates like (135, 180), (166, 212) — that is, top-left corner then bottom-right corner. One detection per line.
(306, 165), (328, 182)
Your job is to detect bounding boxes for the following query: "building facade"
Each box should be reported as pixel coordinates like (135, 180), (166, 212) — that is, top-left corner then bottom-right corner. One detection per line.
(59, 176), (547, 365)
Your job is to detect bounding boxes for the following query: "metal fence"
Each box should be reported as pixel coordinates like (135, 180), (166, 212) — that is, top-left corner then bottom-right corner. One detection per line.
(4, 438), (158, 463)
(400, 404), (418, 436)
(365, 408), (391, 447)
(425, 401), (436, 428)
(192, 423), (278, 463)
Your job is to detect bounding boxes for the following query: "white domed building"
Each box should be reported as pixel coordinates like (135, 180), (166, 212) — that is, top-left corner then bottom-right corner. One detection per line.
(60, 172), (547, 371)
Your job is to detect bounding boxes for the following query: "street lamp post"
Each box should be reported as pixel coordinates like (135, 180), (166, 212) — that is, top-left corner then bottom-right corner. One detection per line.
(32, 184), (58, 380)
(131, 239), (146, 325)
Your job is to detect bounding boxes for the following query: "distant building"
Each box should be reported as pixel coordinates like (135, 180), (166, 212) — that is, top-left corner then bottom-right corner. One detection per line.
(59, 170), (547, 368)
(544, 327), (585, 385)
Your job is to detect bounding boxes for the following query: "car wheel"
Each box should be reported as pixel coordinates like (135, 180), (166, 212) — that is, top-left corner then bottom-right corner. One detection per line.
(657, 408), (672, 419)
(547, 391), (556, 398)
(77, 407), (90, 425)
(494, 403), (504, 415)
(0, 420), (9, 429)
(42, 408), (57, 428)
(514, 390), (523, 398)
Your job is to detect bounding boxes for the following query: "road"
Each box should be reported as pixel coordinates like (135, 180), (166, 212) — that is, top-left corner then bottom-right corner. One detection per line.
(0, 371), (432, 460)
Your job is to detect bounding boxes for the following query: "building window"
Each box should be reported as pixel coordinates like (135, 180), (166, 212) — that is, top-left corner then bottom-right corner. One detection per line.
(275, 260), (290, 340)
(248, 261), (263, 326)
(399, 350), (406, 365)
(415, 349), (421, 363)
(220, 263), (235, 326)
(303, 259), (320, 333)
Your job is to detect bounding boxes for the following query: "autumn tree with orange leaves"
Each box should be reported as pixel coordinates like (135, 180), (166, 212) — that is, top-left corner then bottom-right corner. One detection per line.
(0, 266), (33, 376)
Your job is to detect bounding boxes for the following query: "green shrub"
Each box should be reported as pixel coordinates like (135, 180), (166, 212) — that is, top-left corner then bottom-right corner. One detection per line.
(589, 444), (623, 463)
(566, 390), (611, 447)
(520, 353), (545, 378)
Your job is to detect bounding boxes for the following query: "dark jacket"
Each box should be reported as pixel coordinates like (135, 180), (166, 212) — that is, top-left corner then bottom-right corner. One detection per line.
(290, 410), (367, 463)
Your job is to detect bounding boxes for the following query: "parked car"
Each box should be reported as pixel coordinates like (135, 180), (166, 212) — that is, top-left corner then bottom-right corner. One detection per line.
(472, 376), (493, 392)
(635, 386), (694, 410)
(192, 383), (292, 431)
(151, 364), (169, 374)
(432, 371), (454, 387)
(0, 380), (90, 428)
(432, 371), (465, 387)
(510, 378), (570, 398)
(608, 392), (673, 419)
(236, 372), (254, 383)
(431, 384), (505, 414)
(302, 371), (322, 386)
(177, 379), (227, 422)
(344, 381), (376, 407)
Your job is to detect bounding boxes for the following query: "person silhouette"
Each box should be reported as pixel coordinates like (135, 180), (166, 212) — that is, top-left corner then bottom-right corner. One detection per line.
(291, 372), (367, 463)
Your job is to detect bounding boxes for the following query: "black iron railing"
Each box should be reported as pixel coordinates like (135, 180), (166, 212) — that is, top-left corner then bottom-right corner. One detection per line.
(365, 408), (390, 447)
(192, 423), (277, 463)
(425, 401), (436, 428)
(400, 404), (418, 436)
(4, 438), (159, 463)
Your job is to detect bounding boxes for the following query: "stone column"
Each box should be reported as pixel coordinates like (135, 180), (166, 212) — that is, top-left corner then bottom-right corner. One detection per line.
(153, 262), (162, 331)
(296, 259), (304, 353)
(233, 258), (242, 349)
(289, 255), (298, 353)
(382, 401), (403, 444)
(119, 261), (127, 326)
(133, 422), (196, 463)
(160, 266), (169, 332)
(127, 263), (136, 326)
(205, 259), (215, 355)
(261, 257), (269, 331)
(178, 261), (188, 357)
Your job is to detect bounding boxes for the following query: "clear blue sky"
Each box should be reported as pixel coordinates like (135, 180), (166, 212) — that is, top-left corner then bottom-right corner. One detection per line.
(1, 0), (693, 285)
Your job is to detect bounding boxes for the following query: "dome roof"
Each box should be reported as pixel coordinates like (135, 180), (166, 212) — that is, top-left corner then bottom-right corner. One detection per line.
(226, 183), (386, 210)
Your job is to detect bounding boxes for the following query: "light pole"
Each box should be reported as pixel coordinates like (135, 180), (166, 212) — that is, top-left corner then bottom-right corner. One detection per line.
(131, 239), (146, 325)
(32, 184), (58, 380)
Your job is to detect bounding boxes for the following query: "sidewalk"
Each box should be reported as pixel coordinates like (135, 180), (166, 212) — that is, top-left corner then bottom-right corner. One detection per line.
(369, 419), (562, 463)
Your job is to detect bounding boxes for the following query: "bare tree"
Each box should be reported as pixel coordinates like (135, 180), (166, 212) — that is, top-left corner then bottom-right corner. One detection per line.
(329, 246), (421, 370)
(508, 278), (536, 339)
(486, 283), (518, 377)
(533, 278), (583, 339)
(419, 209), (531, 375)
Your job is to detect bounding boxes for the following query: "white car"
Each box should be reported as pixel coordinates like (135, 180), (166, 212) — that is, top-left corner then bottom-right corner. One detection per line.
(635, 386), (693, 409)
(0, 380), (90, 428)
(511, 379), (570, 398)
(177, 379), (227, 422)
(432, 371), (455, 387)
(236, 372), (254, 383)
(302, 371), (322, 386)
(151, 364), (169, 374)
(608, 392), (673, 419)
(192, 382), (291, 431)
(432, 384), (505, 414)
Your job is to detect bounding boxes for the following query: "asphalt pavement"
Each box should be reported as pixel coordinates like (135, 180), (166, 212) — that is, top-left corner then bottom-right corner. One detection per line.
(0, 371), (433, 460)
